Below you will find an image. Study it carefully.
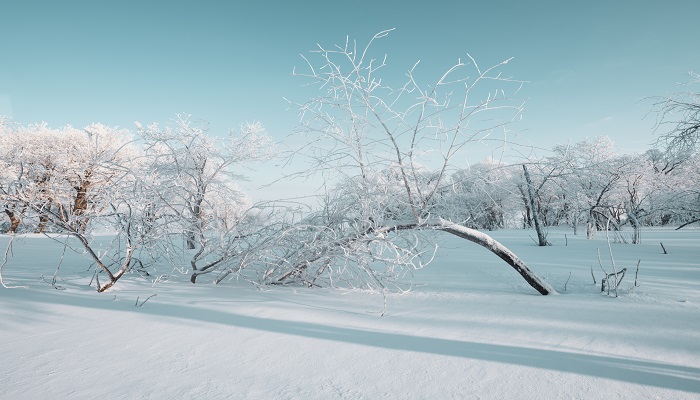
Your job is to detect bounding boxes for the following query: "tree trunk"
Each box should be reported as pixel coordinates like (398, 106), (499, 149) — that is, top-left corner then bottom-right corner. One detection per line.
(437, 220), (557, 295)
(185, 230), (196, 250)
(377, 220), (557, 295)
(586, 211), (596, 239)
(72, 175), (92, 233)
(4, 208), (21, 234)
(517, 185), (533, 228)
(36, 199), (53, 233)
(185, 196), (204, 250)
(189, 254), (225, 284)
(676, 218), (700, 230)
(628, 210), (641, 244)
(522, 165), (548, 246)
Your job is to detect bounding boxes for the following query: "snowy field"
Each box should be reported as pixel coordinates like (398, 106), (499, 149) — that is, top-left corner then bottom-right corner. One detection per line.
(1, 228), (699, 399)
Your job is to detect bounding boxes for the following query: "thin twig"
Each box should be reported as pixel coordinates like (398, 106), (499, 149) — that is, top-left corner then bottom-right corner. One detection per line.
(0, 235), (28, 289)
(135, 294), (157, 307)
(604, 219), (620, 297)
(50, 242), (69, 290)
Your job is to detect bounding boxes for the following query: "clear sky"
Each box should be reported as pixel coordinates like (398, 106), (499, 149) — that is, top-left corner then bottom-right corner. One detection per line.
(1, 1), (699, 199)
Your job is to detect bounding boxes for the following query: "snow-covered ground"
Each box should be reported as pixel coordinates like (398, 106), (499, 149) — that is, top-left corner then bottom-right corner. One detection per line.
(1, 228), (699, 399)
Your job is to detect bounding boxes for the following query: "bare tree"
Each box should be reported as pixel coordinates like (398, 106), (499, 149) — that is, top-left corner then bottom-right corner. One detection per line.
(551, 137), (624, 239)
(648, 71), (700, 229)
(136, 115), (273, 283)
(522, 164), (548, 246)
(652, 71), (700, 160)
(287, 30), (556, 295)
(445, 160), (515, 230)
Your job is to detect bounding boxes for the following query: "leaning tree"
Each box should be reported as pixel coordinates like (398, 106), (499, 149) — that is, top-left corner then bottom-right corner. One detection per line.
(286, 29), (556, 295)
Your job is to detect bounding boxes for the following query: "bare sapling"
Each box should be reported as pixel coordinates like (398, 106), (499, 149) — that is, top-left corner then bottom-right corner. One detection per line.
(135, 294), (157, 307)
(597, 219), (628, 297)
(136, 116), (273, 284)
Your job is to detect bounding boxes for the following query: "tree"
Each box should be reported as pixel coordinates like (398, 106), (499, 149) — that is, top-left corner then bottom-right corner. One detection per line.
(516, 160), (572, 232)
(0, 123), (65, 233)
(136, 115), (273, 283)
(652, 71), (700, 160)
(0, 123), (136, 234)
(288, 30), (556, 295)
(551, 137), (623, 239)
(651, 151), (700, 228)
(444, 160), (515, 230)
(0, 122), (149, 292)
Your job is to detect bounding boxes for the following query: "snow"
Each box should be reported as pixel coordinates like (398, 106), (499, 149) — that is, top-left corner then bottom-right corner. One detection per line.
(1, 228), (699, 399)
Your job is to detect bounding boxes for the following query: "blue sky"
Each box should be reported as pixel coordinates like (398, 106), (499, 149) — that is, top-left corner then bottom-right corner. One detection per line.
(1, 1), (699, 197)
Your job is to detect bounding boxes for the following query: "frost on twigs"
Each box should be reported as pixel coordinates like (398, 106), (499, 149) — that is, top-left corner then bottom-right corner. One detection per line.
(650, 71), (700, 161)
(280, 29), (555, 295)
(135, 114), (274, 285)
(0, 235), (28, 289)
(0, 115), (275, 292)
(0, 122), (150, 292)
(594, 219), (639, 297)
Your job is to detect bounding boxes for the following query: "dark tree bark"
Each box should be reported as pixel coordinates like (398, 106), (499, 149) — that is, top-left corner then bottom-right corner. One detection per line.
(4, 207), (21, 234)
(36, 198), (53, 234)
(522, 165), (548, 246)
(676, 218), (700, 230)
(72, 170), (93, 233)
(627, 210), (641, 244)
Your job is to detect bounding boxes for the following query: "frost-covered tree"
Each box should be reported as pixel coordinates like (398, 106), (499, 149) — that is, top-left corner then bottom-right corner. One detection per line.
(0, 122), (136, 234)
(443, 160), (516, 230)
(0, 118), (22, 233)
(613, 153), (668, 243)
(0, 122), (150, 292)
(652, 71), (700, 159)
(649, 151), (700, 228)
(0, 123), (65, 233)
(551, 137), (624, 239)
(286, 30), (556, 295)
(136, 115), (273, 283)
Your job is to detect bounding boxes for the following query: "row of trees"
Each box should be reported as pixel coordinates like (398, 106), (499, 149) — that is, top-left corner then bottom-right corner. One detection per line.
(0, 115), (272, 291)
(444, 138), (698, 241)
(1, 30), (697, 295)
(307, 135), (699, 246)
